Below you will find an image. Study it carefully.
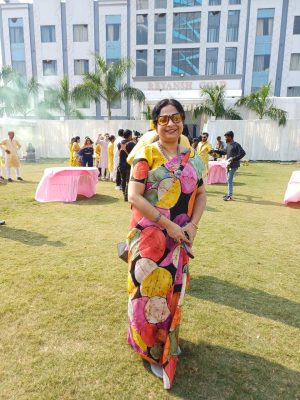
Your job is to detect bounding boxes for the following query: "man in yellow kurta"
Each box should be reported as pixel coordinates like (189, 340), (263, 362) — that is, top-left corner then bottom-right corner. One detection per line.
(127, 129), (191, 166)
(197, 132), (212, 180)
(0, 131), (23, 182)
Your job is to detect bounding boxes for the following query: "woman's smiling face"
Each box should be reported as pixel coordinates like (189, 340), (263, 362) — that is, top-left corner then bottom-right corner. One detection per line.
(156, 104), (183, 145)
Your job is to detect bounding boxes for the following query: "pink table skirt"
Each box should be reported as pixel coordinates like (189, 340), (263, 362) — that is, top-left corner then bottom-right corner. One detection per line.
(283, 171), (300, 204)
(207, 161), (227, 184)
(35, 167), (98, 202)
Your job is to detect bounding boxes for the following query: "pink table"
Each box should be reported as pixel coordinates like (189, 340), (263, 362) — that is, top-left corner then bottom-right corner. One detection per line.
(35, 167), (98, 202)
(207, 161), (227, 184)
(283, 171), (300, 204)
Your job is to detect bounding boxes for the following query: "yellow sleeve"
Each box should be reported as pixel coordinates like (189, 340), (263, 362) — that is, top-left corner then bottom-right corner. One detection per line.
(95, 144), (101, 156)
(15, 141), (21, 150)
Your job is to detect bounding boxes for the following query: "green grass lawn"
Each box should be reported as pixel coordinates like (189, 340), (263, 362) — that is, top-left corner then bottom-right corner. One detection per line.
(0, 161), (299, 400)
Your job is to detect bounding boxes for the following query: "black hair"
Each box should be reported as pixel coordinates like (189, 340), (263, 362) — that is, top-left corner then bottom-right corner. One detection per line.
(74, 136), (80, 142)
(216, 136), (221, 140)
(118, 129), (124, 137)
(109, 135), (115, 142)
(224, 131), (234, 138)
(201, 132), (209, 137)
(123, 129), (132, 140)
(151, 99), (185, 127)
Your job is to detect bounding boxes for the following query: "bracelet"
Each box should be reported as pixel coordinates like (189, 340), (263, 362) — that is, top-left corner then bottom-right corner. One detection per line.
(154, 212), (162, 223)
(190, 221), (198, 230)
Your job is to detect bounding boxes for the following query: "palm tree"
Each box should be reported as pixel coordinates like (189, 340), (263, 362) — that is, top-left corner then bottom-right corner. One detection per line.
(0, 66), (21, 117)
(142, 105), (152, 120)
(74, 55), (145, 119)
(193, 84), (242, 120)
(42, 76), (84, 119)
(235, 82), (287, 126)
(14, 76), (43, 117)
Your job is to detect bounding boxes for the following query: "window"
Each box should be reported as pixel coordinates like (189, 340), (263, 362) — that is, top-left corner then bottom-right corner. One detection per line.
(229, 0), (241, 4)
(227, 10), (239, 41)
(253, 55), (270, 72)
(154, 49), (165, 76)
(173, 12), (201, 43)
(43, 60), (57, 76)
(41, 26), (56, 43)
(256, 10), (274, 36)
(155, 0), (167, 7)
(155, 14), (166, 44)
(207, 11), (220, 42)
(9, 18), (24, 43)
(287, 87), (300, 97)
(74, 59), (89, 75)
(290, 54), (300, 71)
(73, 24), (88, 42)
(224, 47), (237, 74)
(136, 50), (147, 76)
(136, 15), (148, 45)
(106, 24), (120, 41)
(206, 48), (218, 75)
(172, 48), (199, 75)
(209, 0), (221, 5)
(12, 61), (26, 76)
(293, 16), (300, 34)
(137, 0), (148, 9)
(174, 0), (202, 7)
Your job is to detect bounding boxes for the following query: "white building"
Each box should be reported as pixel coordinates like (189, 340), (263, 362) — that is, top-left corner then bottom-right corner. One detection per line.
(0, 0), (300, 133)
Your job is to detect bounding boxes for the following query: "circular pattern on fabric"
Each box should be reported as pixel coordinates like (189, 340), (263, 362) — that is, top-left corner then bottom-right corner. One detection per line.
(172, 245), (181, 268)
(132, 160), (149, 180)
(140, 323), (158, 347)
(141, 268), (173, 297)
(127, 273), (136, 296)
(132, 297), (148, 331)
(157, 178), (181, 209)
(188, 188), (197, 218)
(128, 297), (133, 321)
(144, 188), (158, 205)
(135, 258), (158, 284)
(180, 164), (197, 194)
(131, 325), (147, 352)
(145, 296), (170, 324)
(139, 226), (166, 262)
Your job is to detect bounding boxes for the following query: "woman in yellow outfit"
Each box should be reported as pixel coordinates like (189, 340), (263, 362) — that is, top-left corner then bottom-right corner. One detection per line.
(196, 132), (212, 181)
(68, 137), (75, 166)
(95, 136), (102, 177)
(71, 136), (81, 166)
(107, 135), (115, 181)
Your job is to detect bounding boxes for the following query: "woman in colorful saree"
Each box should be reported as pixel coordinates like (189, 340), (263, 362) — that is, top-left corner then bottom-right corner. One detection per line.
(127, 99), (206, 389)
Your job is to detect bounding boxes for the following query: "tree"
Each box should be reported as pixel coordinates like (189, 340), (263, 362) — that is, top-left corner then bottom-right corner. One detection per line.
(193, 84), (242, 120)
(235, 82), (287, 126)
(42, 76), (84, 119)
(74, 55), (145, 119)
(0, 66), (21, 117)
(142, 105), (152, 120)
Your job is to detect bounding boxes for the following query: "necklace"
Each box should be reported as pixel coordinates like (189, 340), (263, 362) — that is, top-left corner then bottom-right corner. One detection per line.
(157, 142), (182, 181)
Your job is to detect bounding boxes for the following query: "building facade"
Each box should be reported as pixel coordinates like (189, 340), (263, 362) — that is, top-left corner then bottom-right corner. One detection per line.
(0, 0), (300, 121)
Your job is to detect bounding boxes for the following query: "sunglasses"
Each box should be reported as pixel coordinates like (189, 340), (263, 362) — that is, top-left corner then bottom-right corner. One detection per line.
(157, 113), (183, 126)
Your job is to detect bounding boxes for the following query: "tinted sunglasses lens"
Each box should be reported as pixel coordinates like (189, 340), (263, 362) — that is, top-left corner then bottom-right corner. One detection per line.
(171, 113), (182, 123)
(157, 116), (169, 126)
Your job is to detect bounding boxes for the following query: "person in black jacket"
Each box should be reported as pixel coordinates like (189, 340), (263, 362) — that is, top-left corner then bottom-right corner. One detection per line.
(118, 130), (135, 201)
(216, 131), (246, 201)
(78, 137), (94, 167)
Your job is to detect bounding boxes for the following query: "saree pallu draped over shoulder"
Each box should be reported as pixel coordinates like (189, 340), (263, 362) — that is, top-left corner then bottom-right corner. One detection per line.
(127, 144), (204, 389)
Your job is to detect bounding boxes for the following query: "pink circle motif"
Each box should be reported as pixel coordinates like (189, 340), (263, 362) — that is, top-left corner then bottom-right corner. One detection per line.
(180, 164), (197, 194)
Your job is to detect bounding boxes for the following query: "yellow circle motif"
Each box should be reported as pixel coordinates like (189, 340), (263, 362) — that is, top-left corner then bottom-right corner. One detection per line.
(156, 178), (181, 209)
(131, 325), (147, 352)
(141, 268), (173, 298)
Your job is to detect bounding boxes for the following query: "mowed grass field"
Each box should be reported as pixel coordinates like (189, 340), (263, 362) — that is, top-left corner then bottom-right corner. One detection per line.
(0, 161), (299, 400)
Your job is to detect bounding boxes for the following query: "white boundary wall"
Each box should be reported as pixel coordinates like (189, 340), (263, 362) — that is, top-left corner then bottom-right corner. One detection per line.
(0, 118), (299, 161)
(206, 119), (300, 161)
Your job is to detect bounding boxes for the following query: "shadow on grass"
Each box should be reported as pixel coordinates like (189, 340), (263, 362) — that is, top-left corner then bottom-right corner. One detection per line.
(189, 276), (300, 328)
(171, 340), (300, 399)
(75, 193), (119, 205)
(207, 190), (284, 207)
(0, 226), (65, 247)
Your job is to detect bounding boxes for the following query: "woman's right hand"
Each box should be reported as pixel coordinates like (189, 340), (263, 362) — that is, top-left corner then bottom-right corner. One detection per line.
(166, 221), (191, 244)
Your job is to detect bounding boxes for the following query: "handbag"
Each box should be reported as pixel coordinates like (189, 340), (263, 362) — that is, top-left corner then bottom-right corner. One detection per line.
(117, 241), (128, 263)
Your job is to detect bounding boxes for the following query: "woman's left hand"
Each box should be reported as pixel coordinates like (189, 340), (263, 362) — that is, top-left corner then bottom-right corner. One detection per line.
(183, 223), (198, 245)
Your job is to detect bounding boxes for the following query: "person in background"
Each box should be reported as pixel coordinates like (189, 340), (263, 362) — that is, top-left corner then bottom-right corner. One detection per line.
(133, 131), (141, 144)
(95, 134), (103, 177)
(118, 129), (135, 201)
(107, 135), (115, 181)
(216, 136), (225, 151)
(78, 137), (94, 167)
(0, 131), (23, 182)
(69, 137), (75, 166)
(196, 132), (212, 183)
(113, 129), (124, 190)
(216, 131), (246, 201)
(192, 137), (200, 150)
(71, 136), (81, 166)
(99, 133), (109, 180)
